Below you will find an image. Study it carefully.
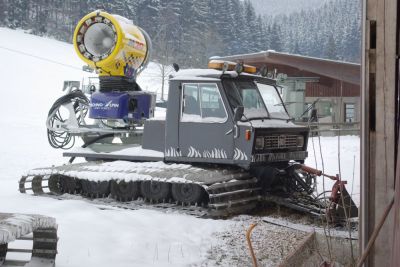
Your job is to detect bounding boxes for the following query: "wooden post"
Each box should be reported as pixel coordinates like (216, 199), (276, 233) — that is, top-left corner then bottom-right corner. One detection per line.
(361, 0), (397, 266)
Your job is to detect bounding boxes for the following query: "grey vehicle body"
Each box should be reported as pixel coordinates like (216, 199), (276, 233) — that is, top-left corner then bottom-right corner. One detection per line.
(25, 68), (358, 220)
(140, 69), (309, 169)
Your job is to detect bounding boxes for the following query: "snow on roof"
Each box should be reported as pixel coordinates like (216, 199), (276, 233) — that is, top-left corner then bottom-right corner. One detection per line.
(170, 68), (238, 81)
(214, 50), (359, 66)
(213, 50), (361, 85)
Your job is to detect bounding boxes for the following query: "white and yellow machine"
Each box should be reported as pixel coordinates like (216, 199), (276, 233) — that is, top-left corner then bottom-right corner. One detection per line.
(74, 10), (151, 80)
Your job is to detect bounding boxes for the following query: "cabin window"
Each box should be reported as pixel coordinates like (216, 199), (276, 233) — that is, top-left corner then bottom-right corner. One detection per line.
(181, 83), (227, 123)
(318, 101), (333, 117)
(182, 84), (201, 120)
(345, 103), (355, 122)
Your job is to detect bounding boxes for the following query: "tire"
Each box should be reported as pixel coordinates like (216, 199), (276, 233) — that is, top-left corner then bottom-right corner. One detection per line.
(110, 180), (139, 202)
(171, 183), (204, 204)
(140, 181), (170, 202)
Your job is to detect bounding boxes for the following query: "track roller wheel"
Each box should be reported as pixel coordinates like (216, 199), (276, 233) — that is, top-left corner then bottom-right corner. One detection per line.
(32, 176), (44, 195)
(140, 181), (170, 202)
(171, 183), (204, 204)
(60, 175), (80, 194)
(110, 180), (139, 202)
(0, 243), (7, 265)
(48, 175), (62, 194)
(49, 175), (78, 194)
(19, 176), (27, 193)
(80, 180), (110, 198)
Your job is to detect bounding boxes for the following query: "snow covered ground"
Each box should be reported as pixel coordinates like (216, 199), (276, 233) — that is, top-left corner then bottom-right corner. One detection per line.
(0, 28), (360, 266)
(306, 135), (360, 205)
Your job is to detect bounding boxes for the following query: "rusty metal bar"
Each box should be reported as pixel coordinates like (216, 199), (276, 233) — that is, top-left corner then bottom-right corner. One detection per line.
(246, 223), (258, 267)
(300, 165), (338, 180)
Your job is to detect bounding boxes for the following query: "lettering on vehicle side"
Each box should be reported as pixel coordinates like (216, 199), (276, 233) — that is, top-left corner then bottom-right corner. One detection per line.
(90, 100), (120, 109)
(251, 151), (308, 162)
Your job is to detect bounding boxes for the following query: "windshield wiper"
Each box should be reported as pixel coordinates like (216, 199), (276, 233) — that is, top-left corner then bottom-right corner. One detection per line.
(241, 116), (270, 122)
(268, 117), (293, 122)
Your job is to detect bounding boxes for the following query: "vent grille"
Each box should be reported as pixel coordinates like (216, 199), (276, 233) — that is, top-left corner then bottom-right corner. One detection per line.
(264, 135), (300, 149)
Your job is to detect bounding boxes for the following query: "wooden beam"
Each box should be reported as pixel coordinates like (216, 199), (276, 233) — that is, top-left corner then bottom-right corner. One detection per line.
(361, 0), (397, 266)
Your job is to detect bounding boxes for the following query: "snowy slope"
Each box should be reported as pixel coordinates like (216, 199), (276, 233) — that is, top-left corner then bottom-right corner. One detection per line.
(0, 28), (360, 267)
(0, 28), (229, 267)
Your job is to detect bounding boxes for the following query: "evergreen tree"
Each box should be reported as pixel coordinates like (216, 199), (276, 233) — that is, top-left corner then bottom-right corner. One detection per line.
(325, 33), (338, 60)
(0, 0), (362, 66)
(269, 22), (282, 51)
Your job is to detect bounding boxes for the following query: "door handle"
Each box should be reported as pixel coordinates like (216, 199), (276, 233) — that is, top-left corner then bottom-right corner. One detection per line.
(234, 125), (239, 139)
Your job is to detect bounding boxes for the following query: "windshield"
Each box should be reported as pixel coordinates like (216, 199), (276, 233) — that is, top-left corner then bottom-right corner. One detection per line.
(257, 83), (289, 119)
(223, 80), (269, 119)
(222, 79), (289, 120)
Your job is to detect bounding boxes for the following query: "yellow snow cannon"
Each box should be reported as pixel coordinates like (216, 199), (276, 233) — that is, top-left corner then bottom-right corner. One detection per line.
(73, 10), (151, 80)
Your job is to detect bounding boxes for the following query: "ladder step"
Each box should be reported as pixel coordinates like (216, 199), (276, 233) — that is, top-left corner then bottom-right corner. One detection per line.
(34, 229), (57, 234)
(207, 177), (258, 190)
(34, 238), (57, 243)
(7, 248), (32, 253)
(3, 260), (29, 266)
(208, 196), (261, 209)
(18, 237), (33, 241)
(209, 187), (261, 198)
(33, 249), (57, 255)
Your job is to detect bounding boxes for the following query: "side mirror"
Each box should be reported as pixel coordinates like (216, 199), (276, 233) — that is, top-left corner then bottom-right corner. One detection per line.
(233, 106), (244, 122)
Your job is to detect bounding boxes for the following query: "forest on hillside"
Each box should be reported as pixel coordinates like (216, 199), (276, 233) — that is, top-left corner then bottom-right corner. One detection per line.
(249, 0), (329, 16)
(0, 0), (361, 67)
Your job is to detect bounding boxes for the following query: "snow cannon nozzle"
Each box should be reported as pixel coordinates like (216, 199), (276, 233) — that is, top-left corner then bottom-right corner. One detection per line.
(73, 10), (152, 80)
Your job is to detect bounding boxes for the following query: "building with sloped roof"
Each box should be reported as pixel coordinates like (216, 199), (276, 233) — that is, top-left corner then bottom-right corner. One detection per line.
(213, 51), (361, 126)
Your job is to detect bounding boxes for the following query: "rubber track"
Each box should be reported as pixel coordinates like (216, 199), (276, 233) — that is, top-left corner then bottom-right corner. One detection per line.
(19, 161), (262, 218)
(0, 214), (57, 267)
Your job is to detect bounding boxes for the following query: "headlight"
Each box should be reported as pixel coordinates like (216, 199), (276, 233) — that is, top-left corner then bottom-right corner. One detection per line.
(255, 136), (264, 150)
(297, 136), (304, 147)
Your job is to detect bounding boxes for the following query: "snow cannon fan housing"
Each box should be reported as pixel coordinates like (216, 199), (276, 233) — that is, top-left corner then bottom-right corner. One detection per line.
(74, 10), (155, 123)
(73, 10), (151, 83)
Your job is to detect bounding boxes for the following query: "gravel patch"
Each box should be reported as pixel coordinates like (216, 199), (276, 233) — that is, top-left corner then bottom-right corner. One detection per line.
(200, 215), (309, 267)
